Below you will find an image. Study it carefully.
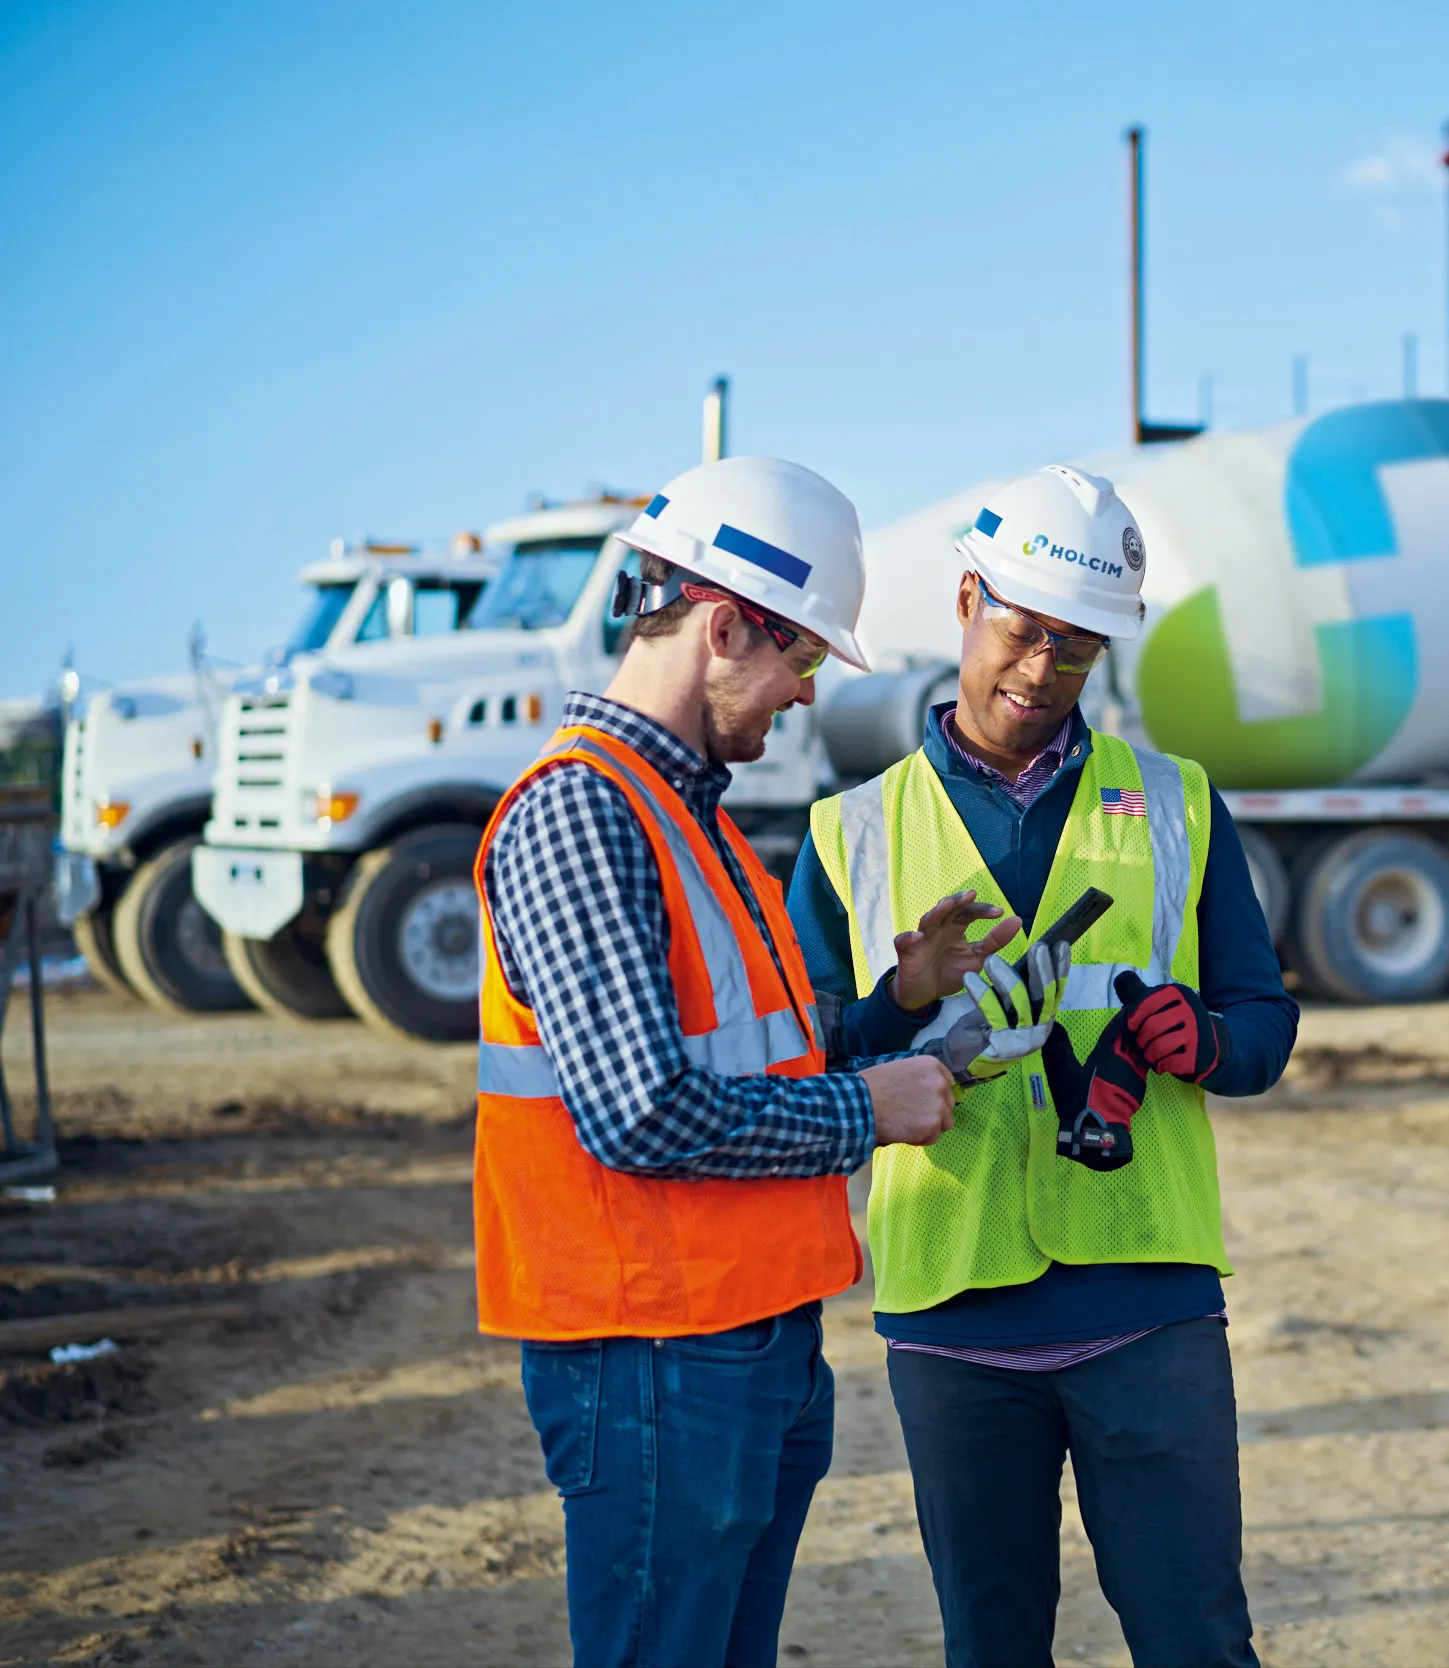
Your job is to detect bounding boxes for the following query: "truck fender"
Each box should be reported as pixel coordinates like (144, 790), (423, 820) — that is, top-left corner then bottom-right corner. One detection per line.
(352, 781), (507, 848)
(120, 794), (216, 864)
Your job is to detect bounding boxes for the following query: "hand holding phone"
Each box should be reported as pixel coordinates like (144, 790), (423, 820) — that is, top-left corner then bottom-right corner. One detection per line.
(1010, 888), (1114, 979)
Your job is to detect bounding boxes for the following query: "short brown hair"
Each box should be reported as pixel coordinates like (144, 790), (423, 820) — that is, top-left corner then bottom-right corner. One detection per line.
(629, 554), (695, 641)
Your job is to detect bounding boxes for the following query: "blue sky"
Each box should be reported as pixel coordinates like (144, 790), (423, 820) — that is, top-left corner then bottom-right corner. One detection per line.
(3, 0), (1447, 696)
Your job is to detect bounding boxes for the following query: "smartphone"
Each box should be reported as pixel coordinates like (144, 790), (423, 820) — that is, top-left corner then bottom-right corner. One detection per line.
(1010, 887), (1114, 978)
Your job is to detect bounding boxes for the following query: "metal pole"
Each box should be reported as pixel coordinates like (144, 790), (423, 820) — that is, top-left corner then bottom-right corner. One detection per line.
(0, 902), (23, 1154)
(25, 894), (54, 1157)
(1127, 127), (1144, 444)
(702, 377), (729, 464)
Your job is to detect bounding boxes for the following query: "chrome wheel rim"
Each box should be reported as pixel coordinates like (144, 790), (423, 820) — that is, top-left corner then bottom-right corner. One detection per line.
(398, 880), (478, 1002)
(1349, 866), (1444, 979)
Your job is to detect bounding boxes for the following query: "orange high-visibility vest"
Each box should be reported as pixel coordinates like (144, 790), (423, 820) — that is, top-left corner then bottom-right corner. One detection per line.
(472, 724), (862, 1341)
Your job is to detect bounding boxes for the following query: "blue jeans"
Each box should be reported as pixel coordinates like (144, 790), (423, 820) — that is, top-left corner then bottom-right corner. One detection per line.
(887, 1318), (1257, 1668)
(521, 1302), (833, 1668)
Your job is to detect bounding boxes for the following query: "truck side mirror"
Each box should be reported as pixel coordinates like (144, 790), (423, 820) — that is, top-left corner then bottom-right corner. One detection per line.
(385, 576), (415, 639)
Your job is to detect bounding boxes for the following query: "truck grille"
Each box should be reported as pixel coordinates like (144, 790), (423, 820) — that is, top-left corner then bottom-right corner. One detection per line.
(220, 694), (293, 835)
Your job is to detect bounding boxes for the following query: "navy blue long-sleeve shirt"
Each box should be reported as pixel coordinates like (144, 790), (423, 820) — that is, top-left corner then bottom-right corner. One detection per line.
(788, 703), (1299, 1346)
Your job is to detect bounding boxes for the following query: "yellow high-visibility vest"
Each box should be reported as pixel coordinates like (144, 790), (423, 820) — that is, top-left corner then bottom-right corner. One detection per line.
(810, 729), (1229, 1314)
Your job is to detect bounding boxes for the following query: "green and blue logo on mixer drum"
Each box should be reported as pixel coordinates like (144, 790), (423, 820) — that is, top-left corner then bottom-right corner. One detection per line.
(1137, 401), (1449, 788)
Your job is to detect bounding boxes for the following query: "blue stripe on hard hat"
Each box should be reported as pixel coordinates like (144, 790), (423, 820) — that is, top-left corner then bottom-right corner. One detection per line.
(713, 523), (812, 588)
(644, 493), (670, 518)
(974, 507), (1002, 538)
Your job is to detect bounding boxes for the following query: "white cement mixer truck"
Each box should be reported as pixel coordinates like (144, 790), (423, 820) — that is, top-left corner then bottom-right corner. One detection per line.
(56, 535), (492, 1013)
(854, 397), (1449, 1004)
(194, 395), (1449, 1039)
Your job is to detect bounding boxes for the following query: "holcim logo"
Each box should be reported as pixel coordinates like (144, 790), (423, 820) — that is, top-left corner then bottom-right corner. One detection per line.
(1025, 530), (1124, 579)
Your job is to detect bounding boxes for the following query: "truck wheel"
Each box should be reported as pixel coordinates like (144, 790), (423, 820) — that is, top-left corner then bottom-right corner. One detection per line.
(112, 838), (254, 1014)
(72, 905), (136, 999)
(1295, 830), (1449, 1003)
(1238, 827), (1289, 949)
(223, 925), (352, 1022)
(325, 824), (483, 1042)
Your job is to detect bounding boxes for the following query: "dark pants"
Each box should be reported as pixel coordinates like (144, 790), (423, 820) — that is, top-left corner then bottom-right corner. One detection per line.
(521, 1302), (833, 1668)
(887, 1318), (1257, 1668)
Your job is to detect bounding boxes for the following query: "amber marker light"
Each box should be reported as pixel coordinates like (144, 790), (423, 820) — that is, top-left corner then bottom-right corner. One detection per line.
(319, 792), (360, 825)
(523, 693), (543, 723)
(427, 717), (444, 744)
(95, 798), (130, 829)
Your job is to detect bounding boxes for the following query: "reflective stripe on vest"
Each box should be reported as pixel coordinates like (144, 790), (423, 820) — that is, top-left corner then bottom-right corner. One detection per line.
(477, 1002), (822, 1096)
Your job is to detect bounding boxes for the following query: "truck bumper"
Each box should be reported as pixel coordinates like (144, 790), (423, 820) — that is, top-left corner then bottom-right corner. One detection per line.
(53, 850), (101, 927)
(192, 846), (304, 940)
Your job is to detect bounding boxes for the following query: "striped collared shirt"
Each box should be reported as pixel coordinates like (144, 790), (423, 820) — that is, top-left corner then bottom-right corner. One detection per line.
(940, 707), (1074, 808)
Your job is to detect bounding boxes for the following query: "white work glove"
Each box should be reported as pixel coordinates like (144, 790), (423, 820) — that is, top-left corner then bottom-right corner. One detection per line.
(919, 941), (1071, 1085)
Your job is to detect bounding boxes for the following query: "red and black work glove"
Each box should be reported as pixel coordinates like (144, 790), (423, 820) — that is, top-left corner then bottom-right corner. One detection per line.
(1041, 1014), (1148, 1172)
(1114, 972), (1231, 1084)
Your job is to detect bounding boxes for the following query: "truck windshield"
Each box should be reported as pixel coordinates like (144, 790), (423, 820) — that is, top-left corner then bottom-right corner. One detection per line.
(286, 584), (356, 654)
(469, 538), (603, 632)
(356, 578), (489, 642)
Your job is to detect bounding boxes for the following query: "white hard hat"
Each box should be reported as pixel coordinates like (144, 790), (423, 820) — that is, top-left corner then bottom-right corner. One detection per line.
(616, 455), (871, 671)
(955, 465), (1147, 642)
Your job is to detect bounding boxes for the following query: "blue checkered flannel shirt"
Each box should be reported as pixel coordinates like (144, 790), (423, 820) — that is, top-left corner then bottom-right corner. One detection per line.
(482, 692), (876, 1179)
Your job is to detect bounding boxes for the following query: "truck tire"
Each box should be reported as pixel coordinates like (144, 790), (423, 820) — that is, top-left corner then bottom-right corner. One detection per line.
(1237, 827), (1289, 949)
(72, 905), (136, 999)
(112, 837), (254, 1014)
(1294, 830), (1449, 1003)
(325, 824), (484, 1042)
(223, 925), (352, 1022)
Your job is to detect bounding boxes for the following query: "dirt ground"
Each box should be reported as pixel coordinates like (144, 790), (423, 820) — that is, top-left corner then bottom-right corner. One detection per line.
(5, 988), (1449, 1666)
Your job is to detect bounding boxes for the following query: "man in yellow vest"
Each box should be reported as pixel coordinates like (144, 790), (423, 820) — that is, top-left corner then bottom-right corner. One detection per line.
(473, 456), (1067, 1668)
(792, 465), (1298, 1668)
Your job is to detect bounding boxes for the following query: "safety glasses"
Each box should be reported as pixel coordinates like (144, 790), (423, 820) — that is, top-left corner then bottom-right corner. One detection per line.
(974, 577), (1110, 675)
(680, 583), (829, 678)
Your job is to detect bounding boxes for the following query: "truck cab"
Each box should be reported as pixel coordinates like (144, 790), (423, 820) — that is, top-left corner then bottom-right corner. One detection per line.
(56, 666), (241, 1011)
(194, 495), (824, 1042)
(56, 536), (486, 1014)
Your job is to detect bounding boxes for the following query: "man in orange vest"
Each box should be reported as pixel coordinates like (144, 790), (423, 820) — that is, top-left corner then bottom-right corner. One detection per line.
(473, 457), (1064, 1667)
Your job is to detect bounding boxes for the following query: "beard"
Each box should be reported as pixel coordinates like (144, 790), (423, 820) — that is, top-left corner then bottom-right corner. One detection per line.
(702, 672), (776, 764)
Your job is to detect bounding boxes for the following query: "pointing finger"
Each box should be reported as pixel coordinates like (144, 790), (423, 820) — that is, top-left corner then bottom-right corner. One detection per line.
(918, 892), (979, 932)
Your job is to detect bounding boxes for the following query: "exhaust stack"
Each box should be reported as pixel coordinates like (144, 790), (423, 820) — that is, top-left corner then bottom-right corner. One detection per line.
(1126, 127), (1205, 446)
(702, 377), (729, 463)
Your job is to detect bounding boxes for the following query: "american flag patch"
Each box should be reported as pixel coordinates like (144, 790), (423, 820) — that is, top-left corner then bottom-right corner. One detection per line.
(1101, 788), (1147, 816)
